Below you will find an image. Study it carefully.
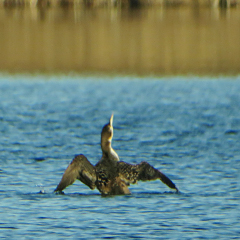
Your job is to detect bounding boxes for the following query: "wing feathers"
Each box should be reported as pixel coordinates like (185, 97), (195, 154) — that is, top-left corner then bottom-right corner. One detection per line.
(55, 156), (178, 193)
(54, 154), (96, 192)
(117, 161), (178, 192)
(158, 171), (178, 192)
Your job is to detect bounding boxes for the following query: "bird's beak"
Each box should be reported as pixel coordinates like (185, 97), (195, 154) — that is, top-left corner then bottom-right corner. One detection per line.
(110, 113), (114, 127)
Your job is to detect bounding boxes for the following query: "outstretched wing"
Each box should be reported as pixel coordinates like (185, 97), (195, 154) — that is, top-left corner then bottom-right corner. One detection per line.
(117, 161), (178, 192)
(54, 154), (96, 192)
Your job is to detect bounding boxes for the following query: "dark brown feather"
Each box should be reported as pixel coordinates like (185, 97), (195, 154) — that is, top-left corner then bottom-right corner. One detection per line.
(117, 161), (178, 192)
(54, 154), (96, 192)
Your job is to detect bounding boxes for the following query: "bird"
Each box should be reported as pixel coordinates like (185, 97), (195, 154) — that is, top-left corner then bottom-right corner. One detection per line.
(54, 114), (179, 195)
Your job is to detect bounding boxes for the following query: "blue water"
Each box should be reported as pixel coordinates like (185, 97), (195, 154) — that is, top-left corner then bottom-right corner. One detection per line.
(0, 74), (240, 239)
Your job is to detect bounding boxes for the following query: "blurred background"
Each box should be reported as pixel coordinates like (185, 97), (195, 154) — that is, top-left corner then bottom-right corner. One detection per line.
(1, 0), (240, 75)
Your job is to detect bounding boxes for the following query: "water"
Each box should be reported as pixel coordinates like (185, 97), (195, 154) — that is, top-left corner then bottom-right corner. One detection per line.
(0, 74), (240, 239)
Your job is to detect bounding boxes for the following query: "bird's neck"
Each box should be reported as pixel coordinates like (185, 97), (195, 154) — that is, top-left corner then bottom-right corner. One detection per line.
(101, 140), (119, 161)
(101, 138), (111, 154)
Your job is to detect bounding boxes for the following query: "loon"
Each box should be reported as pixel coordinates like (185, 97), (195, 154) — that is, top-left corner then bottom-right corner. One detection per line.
(54, 114), (178, 195)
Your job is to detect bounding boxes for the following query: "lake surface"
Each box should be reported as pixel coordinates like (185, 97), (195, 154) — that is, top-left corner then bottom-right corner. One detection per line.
(0, 74), (239, 239)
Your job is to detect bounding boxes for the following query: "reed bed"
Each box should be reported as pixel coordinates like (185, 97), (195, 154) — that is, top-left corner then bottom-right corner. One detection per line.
(1, 0), (240, 8)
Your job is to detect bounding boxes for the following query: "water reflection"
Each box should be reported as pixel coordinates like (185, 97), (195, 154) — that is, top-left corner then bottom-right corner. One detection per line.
(0, 5), (240, 75)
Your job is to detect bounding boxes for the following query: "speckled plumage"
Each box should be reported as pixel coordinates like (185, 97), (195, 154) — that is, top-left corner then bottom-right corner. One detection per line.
(54, 115), (178, 195)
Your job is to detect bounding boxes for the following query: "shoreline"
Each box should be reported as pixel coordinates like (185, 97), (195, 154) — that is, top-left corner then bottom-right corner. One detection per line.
(1, 5), (240, 76)
(1, 0), (240, 8)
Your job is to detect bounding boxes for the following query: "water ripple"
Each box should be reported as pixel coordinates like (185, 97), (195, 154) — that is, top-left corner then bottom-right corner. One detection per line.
(0, 75), (240, 239)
